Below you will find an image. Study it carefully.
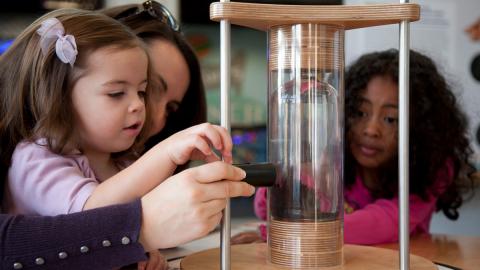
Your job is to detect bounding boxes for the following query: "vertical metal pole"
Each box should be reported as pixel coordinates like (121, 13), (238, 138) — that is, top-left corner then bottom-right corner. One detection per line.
(219, 0), (231, 269)
(399, 1), (410, 270)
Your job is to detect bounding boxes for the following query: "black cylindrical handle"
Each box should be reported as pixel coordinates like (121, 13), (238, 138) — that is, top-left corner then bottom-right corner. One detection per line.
(235, 163), (276, 187)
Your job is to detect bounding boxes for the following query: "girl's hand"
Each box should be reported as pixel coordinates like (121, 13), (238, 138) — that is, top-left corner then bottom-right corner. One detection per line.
(139, 161), (254, 250)
(163, 123), (233, 165)
(231, 231), (265, 245)
(137, 250), (167, 270)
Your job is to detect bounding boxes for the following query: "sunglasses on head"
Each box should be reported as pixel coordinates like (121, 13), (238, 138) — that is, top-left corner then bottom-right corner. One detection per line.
(116, 0), (180, 32)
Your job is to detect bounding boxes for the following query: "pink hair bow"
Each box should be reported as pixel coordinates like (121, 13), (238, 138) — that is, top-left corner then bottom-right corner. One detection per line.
(36, 18), (78, 66)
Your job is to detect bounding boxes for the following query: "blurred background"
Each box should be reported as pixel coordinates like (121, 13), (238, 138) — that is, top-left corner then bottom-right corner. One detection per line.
(1, 0), (479, 235)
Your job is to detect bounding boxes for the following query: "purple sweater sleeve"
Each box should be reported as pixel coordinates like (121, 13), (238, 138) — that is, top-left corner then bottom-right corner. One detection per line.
(0, 200), (147, 270)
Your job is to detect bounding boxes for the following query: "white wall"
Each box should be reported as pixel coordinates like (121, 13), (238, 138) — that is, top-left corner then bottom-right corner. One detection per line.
(430, 187), (480, 236)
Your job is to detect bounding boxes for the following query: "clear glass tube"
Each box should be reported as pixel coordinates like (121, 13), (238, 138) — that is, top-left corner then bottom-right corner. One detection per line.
(267, 24), (344, 268)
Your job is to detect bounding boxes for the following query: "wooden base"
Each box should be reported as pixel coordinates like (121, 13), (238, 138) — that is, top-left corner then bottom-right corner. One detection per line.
(180, 243), (437, 270)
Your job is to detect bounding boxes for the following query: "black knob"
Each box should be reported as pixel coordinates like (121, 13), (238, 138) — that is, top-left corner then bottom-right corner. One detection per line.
(235, 163), (277, 187)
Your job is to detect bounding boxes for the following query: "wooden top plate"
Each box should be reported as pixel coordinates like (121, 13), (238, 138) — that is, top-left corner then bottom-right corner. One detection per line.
(210, 2), (420, 31)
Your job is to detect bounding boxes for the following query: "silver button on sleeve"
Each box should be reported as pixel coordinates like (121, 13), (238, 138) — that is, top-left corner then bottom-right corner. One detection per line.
(58, 252), (68, 259)
(80, 245), (89, 253)
(13, 262), (23, 269)
(35, 257), (45, 265)
(102, 240), (111, 247)
(121, 236), (131, 245)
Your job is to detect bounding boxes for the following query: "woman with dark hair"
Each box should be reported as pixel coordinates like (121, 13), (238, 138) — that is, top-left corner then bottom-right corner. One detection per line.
(102, 1), (207, 158)
(250, 49), (476, 245)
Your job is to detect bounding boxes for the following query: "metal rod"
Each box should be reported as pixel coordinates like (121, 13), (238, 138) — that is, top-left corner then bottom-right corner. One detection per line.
(219, 0), (231, 269)
(399, 1), (410, 270)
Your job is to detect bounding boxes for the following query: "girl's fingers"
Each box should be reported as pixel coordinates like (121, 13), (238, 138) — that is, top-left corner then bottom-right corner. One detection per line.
(187, 123), (233, 163)
(219, 151), (233, 164)
(195, 124), (233, 163)
(212, 125), (233, 161)
(203, 151), (221, 163)
(190, 135), (212, 157)
(201, 124), (223, 150)
(213, 124), (232, 149)
(192, 123), (233, 163)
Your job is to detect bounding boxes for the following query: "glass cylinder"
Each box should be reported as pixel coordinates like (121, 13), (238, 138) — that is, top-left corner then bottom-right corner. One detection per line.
(267, 24), (344, 268)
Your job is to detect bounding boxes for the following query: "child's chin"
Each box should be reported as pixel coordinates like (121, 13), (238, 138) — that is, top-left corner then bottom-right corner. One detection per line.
(110, 142), (135, 153)
(356, 157), (382, 169)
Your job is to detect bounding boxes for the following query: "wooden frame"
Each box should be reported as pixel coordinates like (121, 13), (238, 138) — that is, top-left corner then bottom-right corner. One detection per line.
(210, 2), (420, 31)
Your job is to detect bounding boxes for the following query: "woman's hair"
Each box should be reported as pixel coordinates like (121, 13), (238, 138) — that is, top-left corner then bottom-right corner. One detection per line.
(0, 9), (153, 200)
(345, 49), (475, 220)
(102, 2), (207, 153)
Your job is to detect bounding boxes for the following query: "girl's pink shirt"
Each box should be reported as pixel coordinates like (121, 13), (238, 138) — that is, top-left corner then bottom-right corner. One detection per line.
(5, 139), (133, 216)
(5, 140), (98, 215)
(254, 161), (453, 245)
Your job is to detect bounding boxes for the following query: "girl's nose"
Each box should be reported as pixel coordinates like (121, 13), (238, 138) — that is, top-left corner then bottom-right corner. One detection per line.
(128, 95), (145, 113)
(363, 118), (381, 137)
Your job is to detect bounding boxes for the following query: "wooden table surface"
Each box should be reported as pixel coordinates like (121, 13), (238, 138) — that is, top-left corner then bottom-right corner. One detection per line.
(376, 233), (480, 270)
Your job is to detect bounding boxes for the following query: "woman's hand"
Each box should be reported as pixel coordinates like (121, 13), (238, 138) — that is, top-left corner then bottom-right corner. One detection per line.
(139, 161), (254, 251)
(162, 123), (233, 165)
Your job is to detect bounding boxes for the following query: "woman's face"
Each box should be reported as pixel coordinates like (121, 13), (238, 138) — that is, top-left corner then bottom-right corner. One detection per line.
(148, 39), (190, 136)
(348, 75), (399, 169)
